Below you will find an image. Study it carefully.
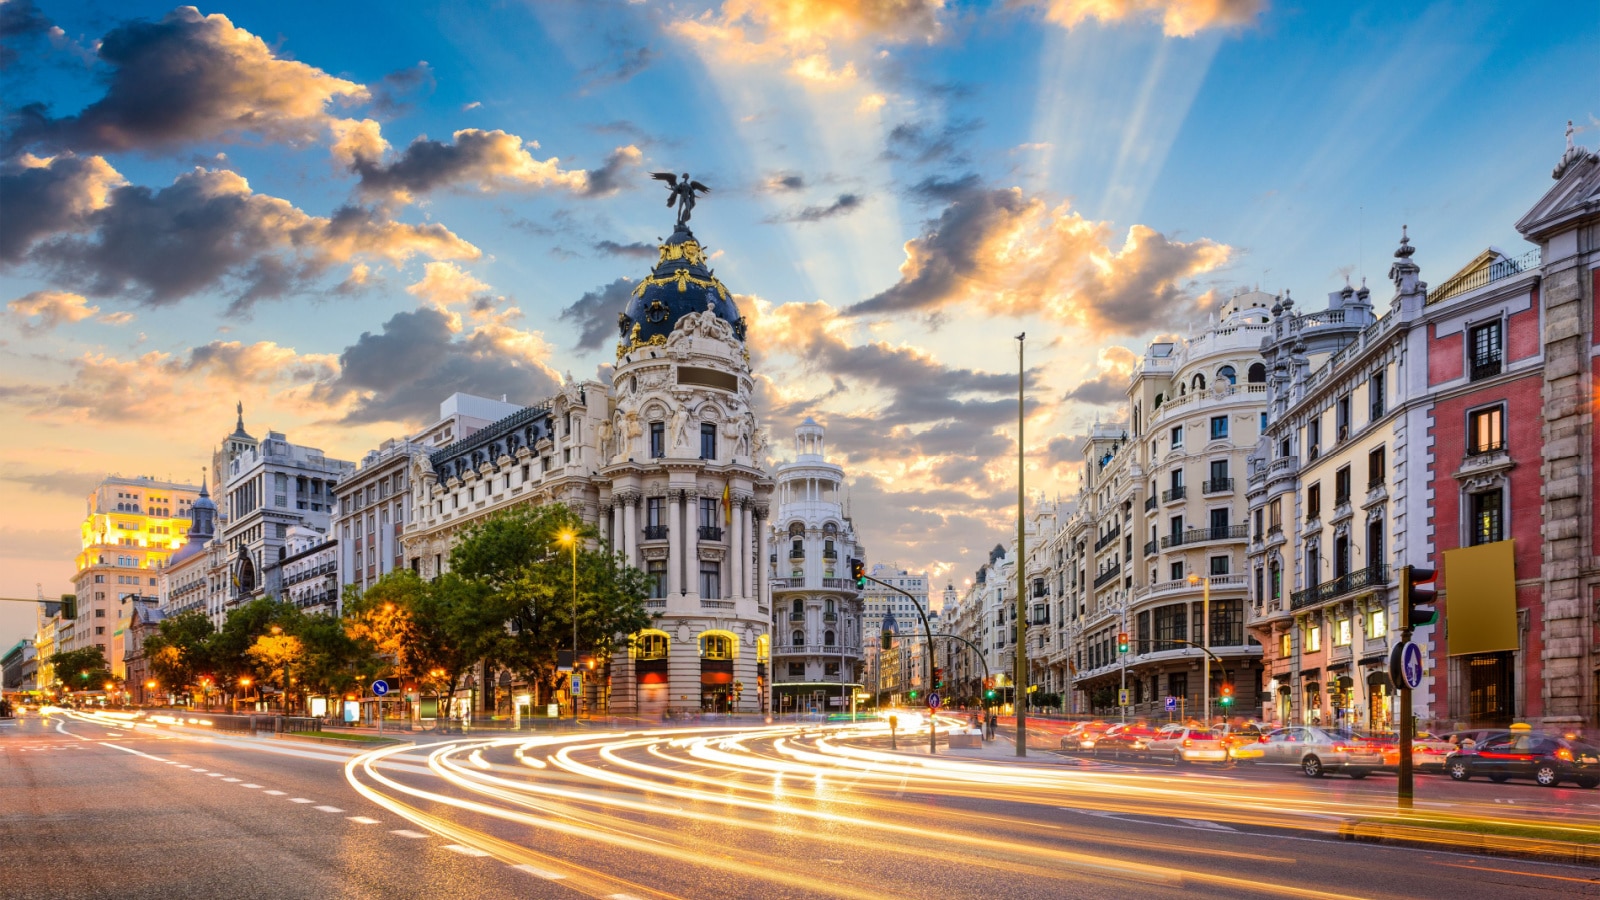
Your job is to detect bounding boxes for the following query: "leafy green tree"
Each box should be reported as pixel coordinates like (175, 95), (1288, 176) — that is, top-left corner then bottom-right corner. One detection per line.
(450, 504), (652, 708)
(294, 611), (374, 706)
(50, 646), (113, 693)
(142, 611), (216, 701)
(214, 598), (299, 699)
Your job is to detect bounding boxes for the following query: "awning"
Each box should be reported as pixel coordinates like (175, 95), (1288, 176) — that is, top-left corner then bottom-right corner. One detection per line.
(639, 671), (669, 685)
(1358, 653), (1387, 665)
(700, 671), (733, 685)
(1328, 661), (1349, 672)
(1298, 668), (1320, 679)
(1443, 540), (1518, 656)
(1367, 671), (1392, 687)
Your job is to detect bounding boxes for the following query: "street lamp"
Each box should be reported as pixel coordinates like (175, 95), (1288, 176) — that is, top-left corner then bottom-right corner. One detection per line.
(1187, 573), (1212, 723)
(557, 529), (579, 720)
(239, 676), (253, 711)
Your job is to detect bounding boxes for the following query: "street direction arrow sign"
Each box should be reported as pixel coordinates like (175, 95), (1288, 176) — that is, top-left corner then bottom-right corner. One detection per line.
(370, 679), (389, 696)
(1392, 641), (1424, 689)
(926, 691), (941, 709)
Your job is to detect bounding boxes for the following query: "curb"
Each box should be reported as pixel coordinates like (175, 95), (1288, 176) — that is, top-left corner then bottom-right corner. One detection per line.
(1339, 820), (1600, 867)
(272, 733), (411, 749)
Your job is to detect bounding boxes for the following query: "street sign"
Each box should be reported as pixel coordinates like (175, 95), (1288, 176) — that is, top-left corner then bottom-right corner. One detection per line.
(1118, 688), (1130, 707)
(1391, 641), (1424, 689)
(570, 672), (582, 695)
(1164, 696), (1178, 711)
(926, 691), (942, 709)
(370, 679), (389, 696)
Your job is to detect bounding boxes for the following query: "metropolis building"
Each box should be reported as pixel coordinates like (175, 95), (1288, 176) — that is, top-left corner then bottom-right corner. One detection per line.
(403, 218), (775, 717)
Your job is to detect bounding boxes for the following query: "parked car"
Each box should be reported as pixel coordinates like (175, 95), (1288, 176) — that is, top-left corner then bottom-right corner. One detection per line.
(1439, 728), (1511, 751)
(1148, 724), (1228, 763)
(1235, 726), (1384, 778)
(1445, 731), (1600, 788)
(1367, 731), (1456, 771)
(1059, 720), (1112, 751)
(1091, 723), (1159, 757)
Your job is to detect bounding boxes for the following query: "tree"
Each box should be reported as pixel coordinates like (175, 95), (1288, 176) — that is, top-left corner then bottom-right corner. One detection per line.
(142, 611), (216, 702)
(450, 504), (652, 709)
(246, 632), (304, 710)
(214, 598), (299, 701)
(50, 646), (113, 694)
(293, 611), (374, 707)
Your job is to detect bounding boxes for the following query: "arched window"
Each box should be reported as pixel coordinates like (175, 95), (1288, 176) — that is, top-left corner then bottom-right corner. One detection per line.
(1248, 363), (1267, 383)
(824, 630), (836, 646)
(756, 634), (769, 662)
(1153, 393), (1164, 409)
(1133, 404), (1141, 436)
(788, 521), (804, 536)
(1217, 366), (1236, 385)
(791, 630), (804, 647)
(825, 598), (835, 613)
(699, 631), (736, 660)
(1192, 373), (1207, 391)
(791, 598), (803, 614)
(632, 629), (670, 660)
(823, 522), (837, 535)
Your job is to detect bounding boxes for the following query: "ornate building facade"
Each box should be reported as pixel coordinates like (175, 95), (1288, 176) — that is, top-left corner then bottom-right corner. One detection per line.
(403, 221), (774, 716)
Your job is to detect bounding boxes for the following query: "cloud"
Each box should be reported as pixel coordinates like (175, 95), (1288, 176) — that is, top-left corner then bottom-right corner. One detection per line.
(1063, 345), (1139, 404)
(340, 123), (635, 203)
(905, 171), (981, 203)
(670, 0), (945, 86)
(368, 61), (435, 117)
(5, 6), (368, 154)
(593, 240), (656, 258)
(316, 307), (561, 425)
(0, 153), (126, 264)
(845, 187), (1231, 336)
(882, 118), (980, 166)
(0, 0), (52, 70)
(405, 261), (492, 310)
(0, 467), (103, 496)
(762, 171), (807, 192)
(1017, 0), (1266, 37)
(765, 192), (862, 224)
(5, 290), (130, 334)
(560, 277), (636, 351)
(581, 45), (654, 91)
(6, 162), (479, 313)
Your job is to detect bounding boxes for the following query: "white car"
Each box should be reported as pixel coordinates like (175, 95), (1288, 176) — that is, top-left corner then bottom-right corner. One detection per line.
(1242, 726), (1383, 778)
(1147, 724), (1228, 763)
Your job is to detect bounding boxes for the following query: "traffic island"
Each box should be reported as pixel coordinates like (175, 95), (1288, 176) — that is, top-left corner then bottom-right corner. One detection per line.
(1340, 817), (1600, 866)
(273, 731), (411, 748)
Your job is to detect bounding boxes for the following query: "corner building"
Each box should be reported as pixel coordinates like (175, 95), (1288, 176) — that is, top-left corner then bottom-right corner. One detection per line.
(405, 221), (774, 716)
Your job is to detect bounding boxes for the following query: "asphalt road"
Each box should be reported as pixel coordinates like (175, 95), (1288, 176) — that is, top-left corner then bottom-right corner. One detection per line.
(3, 711), (1598, 900)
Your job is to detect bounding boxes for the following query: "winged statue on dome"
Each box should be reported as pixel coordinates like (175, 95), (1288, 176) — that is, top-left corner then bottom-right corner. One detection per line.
(652, 172), (710, 229)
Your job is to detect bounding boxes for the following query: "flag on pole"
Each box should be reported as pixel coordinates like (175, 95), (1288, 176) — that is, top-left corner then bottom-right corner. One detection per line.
(722, 482), (732, 525)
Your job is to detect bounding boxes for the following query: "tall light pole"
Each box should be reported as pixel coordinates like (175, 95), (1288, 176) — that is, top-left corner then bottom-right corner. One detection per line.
(1188, 574), (1211, 724)
(558, 529), (579, 720)
(1014, 332), (1028, 758)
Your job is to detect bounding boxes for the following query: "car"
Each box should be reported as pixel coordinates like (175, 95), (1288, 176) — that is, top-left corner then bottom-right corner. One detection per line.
(1370, 731), (1455, 771)
(1059, 721), (1112, 751)
(1439, 728), (1511, 752)
(1148, 724), (1228, 763)
(1212, 722), (1267, 759)
(1445, 731), (1600, 788)
(1092, 723), (1159, 757)
(1242, 726), (1385, 778)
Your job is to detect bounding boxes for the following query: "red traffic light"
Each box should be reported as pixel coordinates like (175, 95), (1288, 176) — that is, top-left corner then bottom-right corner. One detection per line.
(1402, 566), (1438, 629)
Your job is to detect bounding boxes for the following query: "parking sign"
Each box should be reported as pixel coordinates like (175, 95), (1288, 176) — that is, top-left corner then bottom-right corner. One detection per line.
(1164, 696), (1178, 712)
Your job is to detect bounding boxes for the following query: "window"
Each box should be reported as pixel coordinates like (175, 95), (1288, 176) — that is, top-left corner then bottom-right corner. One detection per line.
(1366, 608), (1387, 640)
(1210, 415), (1228, 440)
(1306, 483), (1321, 520)
(649, 421), (665, 458)
(1169, 561), (1185, 581)
(1370, 371), (1386, 419)
(1217, 365), (1236, 385)
(1306, 418), (1321, 460)
(699, 497), (719, 529)
(96, 608), (105, 618)
(1470, 489), (1504, 545)
(1170, 426), (1183, 449)
(647, 497), (664, 528)
(1468, 406), (1505, 455)
(824, 630), (835, 646)
(1210, 556), (1230, 576)
(1469, 320), (1503, 380)
(788, 662), (805, 677)
(825, 662), (840, 677)
(699, 561), (721, 599)
(699, 633), (734, 660)
(1337, 395), (1351, 442)
(1368, 446), (1387, 488)
(792, 630), (804, 647)
(1208, 459), (1229, 491)
(1334, 617), (1351, 646)
(647, 560), (667, 598)
(1305, 622), (1322, 652)
(1335, 466), (1351, 506)
(1260, 411), (1268, 432)
(635, 631), (669, 660)
(1269, 499), (1282, 532)
(700, 422), (716, 460)
(1280, 632), (1292, 658)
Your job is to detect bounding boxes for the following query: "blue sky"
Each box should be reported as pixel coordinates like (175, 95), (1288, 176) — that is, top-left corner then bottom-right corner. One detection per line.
(1, 0), (1594, 648)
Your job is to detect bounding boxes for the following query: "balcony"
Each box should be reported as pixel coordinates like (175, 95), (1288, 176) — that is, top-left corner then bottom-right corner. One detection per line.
(1144, 496), (1157, 512)
(821, 577), (851, 589)
(698, 525), (724, 541)
(789, 612), (805, 622)
(1093, 564), (1122, 589)
(1467, 438), (1506, 458)
(822, 549), (838, 561)
(1159, 524), (1248, 549)
(643, 525), (668, 541)
(1470, 356), (1503, 382)
(789, 548), (806, 560)
(700, 599), (735, 610)
(1144, 540), (1157, 557)
(1094, 525), (1121, 552)
(1202, 478), (1234, 494)
(1290, 564), (1389, 611)
(1162, 486), (1187, 503)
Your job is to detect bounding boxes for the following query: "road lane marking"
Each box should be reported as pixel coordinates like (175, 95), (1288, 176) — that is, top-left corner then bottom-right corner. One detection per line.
(444, 844), (490, 857)
(511, 864), (566, 880)
(609, 894), (646, 900)
(222, 777), (241, 783)
(263, 790), (286, 796)
(206, 773), (225, 777)
(391, 830), (429, 839)
(241, 784), (262, 789)
(314, 805), (344, 813)
(190, 768), (208, 773)
(1438, 862), (1600, 884)
(347, 816), (380, 825)
(289, 798), (314, 803)
(1178, 819), (1237, 831)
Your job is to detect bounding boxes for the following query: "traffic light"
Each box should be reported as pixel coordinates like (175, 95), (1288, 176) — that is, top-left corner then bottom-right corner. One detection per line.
(1219, 683), (1234, 707)
(1400, 565), (1438, 629)
(933, 667), (944, 689)
(60, 594), (77, 620)
(850, 558), (866, 589)
(880, 629), (892, 651)
(1117, 631), (1129, 654)
(984, 688), (997, 701)
(907, 689), (918, 700)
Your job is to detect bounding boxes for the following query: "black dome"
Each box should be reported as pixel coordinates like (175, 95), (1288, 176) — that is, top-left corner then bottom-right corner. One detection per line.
(617, 226), (745, 356)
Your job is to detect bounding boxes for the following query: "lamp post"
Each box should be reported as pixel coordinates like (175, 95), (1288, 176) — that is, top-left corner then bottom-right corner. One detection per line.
(1187, 574), (1211, 724)
(145, 680), (157, 708)
(1014, 332), (1028, 758)
(558, 529), (579, 721)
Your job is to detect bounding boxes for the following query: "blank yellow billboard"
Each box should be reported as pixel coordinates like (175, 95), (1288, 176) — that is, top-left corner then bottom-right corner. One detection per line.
(1443, 540), (1517, 657)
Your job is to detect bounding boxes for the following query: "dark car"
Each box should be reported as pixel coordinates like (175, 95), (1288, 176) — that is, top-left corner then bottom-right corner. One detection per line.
(1439, 728), (1511, 751)
(1445, 731), (1600, 788)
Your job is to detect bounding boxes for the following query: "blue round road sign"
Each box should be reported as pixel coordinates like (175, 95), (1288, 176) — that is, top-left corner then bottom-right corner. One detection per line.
(926, 691), (942, 709)
(371, 679), (390, 696)
(1389, 642), (1424, 690)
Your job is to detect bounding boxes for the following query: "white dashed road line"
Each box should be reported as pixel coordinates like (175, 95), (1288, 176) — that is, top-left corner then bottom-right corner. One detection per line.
(264, 790), (286, 796)
(444, 844), (490, 857)
(241, 783), (262, 789)
(391, 830), (429, 839)
(289, 798), (315, 804)
(206, 772), (225, 778)
(222, 777), (241, 783)
(313, 805), (344, 813)
(512, 864), (566, 880)
(347, 817), (380, 825)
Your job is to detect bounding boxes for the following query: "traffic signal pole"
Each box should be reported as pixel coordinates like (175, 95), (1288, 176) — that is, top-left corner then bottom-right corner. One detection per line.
(1015, 332), (1028, 758)
(863, 569), (938, 755)
(1398, 565), (1414, 810)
